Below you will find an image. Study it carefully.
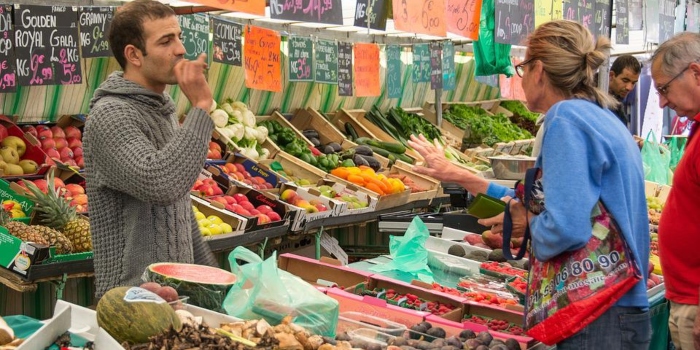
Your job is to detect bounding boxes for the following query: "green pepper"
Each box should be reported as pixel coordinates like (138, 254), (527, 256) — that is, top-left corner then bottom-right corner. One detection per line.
(299, 152), (313, 164)
(284, 142), (303, 156)
(279, 128), (297, 145)
(317, 155), (330, 169)
(269, 134), (279, 143)
(341, 159), (355, 167)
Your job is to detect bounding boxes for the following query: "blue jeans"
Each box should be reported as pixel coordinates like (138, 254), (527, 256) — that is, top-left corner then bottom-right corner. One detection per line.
(556, 306), (651, 350)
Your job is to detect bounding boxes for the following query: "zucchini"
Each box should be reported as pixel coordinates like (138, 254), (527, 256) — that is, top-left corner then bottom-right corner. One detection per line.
(395, 153), (415, 164)
(366, 139), (407, 154)
(354, 137), (371, 145)
(345, 122), (359, 141)
(367, 145), (390, 157)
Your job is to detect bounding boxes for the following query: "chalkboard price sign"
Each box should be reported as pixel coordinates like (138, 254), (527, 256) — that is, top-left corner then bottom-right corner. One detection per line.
(178, 13), (210, 61)
(629, 0), (643, 30)
(0, 5), (16, 92)
(212, 17), (242, 66)
(688, 1), (700, 33)
(386, 45), (402, 99)
(494, 0), (534, 45)
(615, 0), (629, 43)
(594, 0), (611, 39)
(412, 43), (430, 83)
(14, 5), (82, 86)
(270, 0), (343, 25)
(337, 42), (353, 96)
(354, 0), (388, 30)
(562, 0), (579, 21)
(442, 41), (455, 91)
(429, 42), (442, 89)
(315, 39), (338, 84)
(659, 0), (675, 43)
(288, 37), (313, 82)
(79, 6), (114, 58)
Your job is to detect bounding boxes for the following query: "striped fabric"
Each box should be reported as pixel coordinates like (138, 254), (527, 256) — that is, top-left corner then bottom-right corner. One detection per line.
(3, 50), (500, 122)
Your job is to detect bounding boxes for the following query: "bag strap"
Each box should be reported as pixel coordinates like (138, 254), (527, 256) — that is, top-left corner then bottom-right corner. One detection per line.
(502, 199), (530, 260)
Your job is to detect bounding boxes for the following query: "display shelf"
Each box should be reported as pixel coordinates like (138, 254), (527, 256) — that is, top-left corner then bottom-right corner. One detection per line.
(205, 224), (290, 252)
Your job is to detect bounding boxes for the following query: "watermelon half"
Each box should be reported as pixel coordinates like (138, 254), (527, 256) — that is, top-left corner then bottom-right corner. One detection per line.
(144, 262), (237, 312)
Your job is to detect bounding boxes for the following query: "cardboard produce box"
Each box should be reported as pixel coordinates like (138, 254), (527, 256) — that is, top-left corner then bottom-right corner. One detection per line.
(225, 185), (296, 230)
(385, 166), (439, 202)
(258, 150), (327, 185)
(0, 115), (50, 177)
(277, 182), (335, 231)
(326, 287), (430, 328)
(190, 195), (248, 234)
(315, 178), (376, 215)
(278, 253), (372, 291)
(0, 226), (50, 279)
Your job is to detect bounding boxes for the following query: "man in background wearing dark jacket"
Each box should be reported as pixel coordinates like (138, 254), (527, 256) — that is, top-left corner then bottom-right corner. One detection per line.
(608, 55), (641, 130)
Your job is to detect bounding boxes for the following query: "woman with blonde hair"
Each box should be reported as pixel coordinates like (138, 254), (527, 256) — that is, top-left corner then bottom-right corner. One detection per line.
(410, 20), (650, 348)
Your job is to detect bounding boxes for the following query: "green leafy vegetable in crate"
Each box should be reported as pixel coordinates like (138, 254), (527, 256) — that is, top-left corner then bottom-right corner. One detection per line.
(443, 104), (533, 146)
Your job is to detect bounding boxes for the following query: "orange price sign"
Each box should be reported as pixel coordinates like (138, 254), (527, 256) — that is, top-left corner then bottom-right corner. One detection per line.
(354, 43), (380, 97)
(393, 0), (447, 37)
(446, 0), (481, 39)
(244, 25), (282, 92)
(186, 0), (265, 16)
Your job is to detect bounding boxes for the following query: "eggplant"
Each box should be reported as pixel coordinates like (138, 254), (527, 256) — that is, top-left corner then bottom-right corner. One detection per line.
(323, 145), (336, 154)
(354, 145), (373, 156)
(359, 155), (381, 171)
(309, 137), (321, 148)
(353, 154), (370, 167)
(302, 129), (320, 140)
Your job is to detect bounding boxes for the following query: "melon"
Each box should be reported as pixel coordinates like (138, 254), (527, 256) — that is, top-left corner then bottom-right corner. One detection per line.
(144, 262), (237, 312)
(96, 286), (181, 345)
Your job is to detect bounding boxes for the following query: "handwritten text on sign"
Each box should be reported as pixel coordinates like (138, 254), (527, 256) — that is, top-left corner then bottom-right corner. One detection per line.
(386, 45), (402, 99)
(270, 0), (343, 25)
(412, 43), (430, 83)
(354, 43), (379, 97)
(393, 0), (447, 37)
(446, 0), (480, 40)
(337, 41), (353, 96)
(315, 39), (338, 84)
(354, 0), (389, 30)
(0, 5), (17, 92)
(615, 0), (629, 43)
(594, 0), (611, 39)
(288, 37), (313, 82)
(658, 0), (675, 43)
(429, 41), (442, 90)
(186, 0), (265, 16)
(79, 6), (113, 58)
(244, 25), (281, 92)
(14, 5), (82, 86)
(495, 0), (535, 45)
(178, 13), (210, 61)
(212, 17), (242, 66)
(442, 41), (456, 91)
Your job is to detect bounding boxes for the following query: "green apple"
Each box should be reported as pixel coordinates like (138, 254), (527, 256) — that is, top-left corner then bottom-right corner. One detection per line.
(3, 163), (23, 175)
(0, 146), (19, 164)
(1, 136), (26, 157)
(18, 159), (38, 174)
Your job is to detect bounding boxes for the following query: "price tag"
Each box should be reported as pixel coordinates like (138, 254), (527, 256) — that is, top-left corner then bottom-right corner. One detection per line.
(442, 41), (455, 91)
(244, 25), (281, 92)
(212, 16), (242, 66)
(659, 0), (676, 42)
(270, 0), (343, 25)
(594, 0), (611, 39)
(354, 43), (379, 97)
(393, 0), (447, 37)
(288, 36), (313, 82)
(337, 41), (353, 96)
(14, 5), (82, 86)
(429, 41), (442, 90)
(354, 0), (389, 30)
(412, 43), (430, 83)
(629, 0), (643, 30)
(446, 0), (481, 39)
(386, 45), (402, 99)
(314, 39), (338, 84)
(186, 0), (265, 16)
(78, 6), (114, 58)
(494, 0), (535, 45)
(0, 5), (17, 93)
(178, 13), (210, 61)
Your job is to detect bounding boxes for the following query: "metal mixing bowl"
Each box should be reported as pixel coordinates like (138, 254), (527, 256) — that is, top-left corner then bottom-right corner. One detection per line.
(488, 156), (537, 180)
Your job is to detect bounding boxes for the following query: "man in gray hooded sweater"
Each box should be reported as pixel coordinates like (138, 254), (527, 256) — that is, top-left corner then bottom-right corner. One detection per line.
(84, 0), (217, 299)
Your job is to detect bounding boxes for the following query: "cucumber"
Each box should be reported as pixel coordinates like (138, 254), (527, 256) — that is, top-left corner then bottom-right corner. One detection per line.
(366, 139), (406, 154)
(367, 145), (391, 157)
(354, 137), (371, 145)
(345, 122), (359, 141)
(395, 153), (415, 164)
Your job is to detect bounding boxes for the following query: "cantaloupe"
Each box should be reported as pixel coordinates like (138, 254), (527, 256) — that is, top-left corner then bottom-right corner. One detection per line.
(96, 286), (181, 345)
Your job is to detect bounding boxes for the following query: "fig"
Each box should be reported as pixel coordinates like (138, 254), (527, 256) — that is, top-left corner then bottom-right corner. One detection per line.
(415, 340), (433, 350)
(390, 338), (409, 346)
(504, 338), (520, 350)
(489, 345), (508, 350)
(440, 346), (458, 350)
(445, 336), (463, 348)
(410, 325), (428, 339)
(475, 332), (493, 346)
(475, 346), (489, 350)
(322, 336), (337, 345)
(430, 338), (447, 347)
(155, 285), (179, 302)
(464, 339), (483, 350)
(399, 346), (417, 350)
(419, 321), (433, 330)
(139, 282), (161, 293)
(459, 329), (477, 340)
(426, 327), (446, 339)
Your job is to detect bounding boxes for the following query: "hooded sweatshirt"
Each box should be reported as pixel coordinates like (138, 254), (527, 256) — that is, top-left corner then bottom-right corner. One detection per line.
(85, 72), (217, 298)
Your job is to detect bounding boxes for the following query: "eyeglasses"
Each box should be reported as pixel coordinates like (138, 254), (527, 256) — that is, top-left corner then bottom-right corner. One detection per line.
(656, 64), (693, 97)
(515, 57), (536, 78)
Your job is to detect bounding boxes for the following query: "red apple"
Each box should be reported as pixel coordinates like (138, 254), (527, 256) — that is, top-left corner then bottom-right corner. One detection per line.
(314, 203), (328, 212)
(65, 183), (84, 195)
(54, 137), (68, 150)
(212, 196), (228, 206)
(212, 186), (223, 196)
(60, 147), (74, 159)
(225, 204), (235, 212)
(208, 141), (222, 153)
(71, 193), (88, 206)
(38, 129), (53, 140)
(45, 148), (60, 159)
(233, 163), (246, 173)
(67, 137), (82, 149)
(232, 193), (248, 203)
(64, 126), (81, 140)
(75, 156), (84, 168)
(50, 126), (65, 139)
(207, 149), (222, 159)
(240, 201), (254, 211)
(267, 212), (281, 222)
(72, 147), (83, 158)
(61, 158), (78, 167)
(21, 125), (37, 138)
(32, 179), (49, 193)
(41, 138), (56, 150)
(36, 125), (50, 132)
(234, 207), (252, 217)
(223, 196), (237, 204)
(192, 179), (204, 190)
(256, 213), (271, 224)
(256, 205), (272, 214)
(248, 209), (260, 216)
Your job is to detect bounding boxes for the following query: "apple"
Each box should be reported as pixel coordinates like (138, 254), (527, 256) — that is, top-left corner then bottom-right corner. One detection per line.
(50, 126), (65, 139)
(72, 147), (83, 158)
(208, 141), (222, 153)
(232, 193), (247, 203)
(314, 203), (328, 212)
(61, 158), (78, 167)
(60, 147), (74, 159)
(223, 163), (237, 174)
(239, 201), (254, 211)
(22, 125), (37, 138)
(37, 128), (53, 140)
(41, 138), (56, 150)
(54, 177), (66, 189)
(256, 205), (272, 214)
(248, 209), (260, 216)
(234, 207), (252, 217)
(267, 211), (282, 222)
(45, 148), (60, 160)
(54, 137), (68, 150)
(18, 159), (38, 174)
(75, 156), (84, 168)
(32, 179), (49, 193)
(256, 213), (271, 224)
(67, 137), (82, 149)
(223, 196), (237, 204)
(1, 136), (27, 157)
(211, 196), (228, 206)
(65, 183), (85, 195)
(207, 149), (222, 159)
(233, 163), (245, 173)
(71, 193), (88, 206)
(64, 126), (81, 140)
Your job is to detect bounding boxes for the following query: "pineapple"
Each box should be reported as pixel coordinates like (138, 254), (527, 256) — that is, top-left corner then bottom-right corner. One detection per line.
(30, 225), (73, 254)
(22, 169), (92, 253)
(0, 210), (49, 246)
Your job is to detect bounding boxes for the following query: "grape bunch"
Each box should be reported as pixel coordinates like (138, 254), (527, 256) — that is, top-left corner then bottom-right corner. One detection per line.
(646, 196), (663, 226)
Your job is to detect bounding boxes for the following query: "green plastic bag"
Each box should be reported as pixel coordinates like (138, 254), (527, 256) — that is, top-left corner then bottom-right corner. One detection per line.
(665, 136), (687, 172)
(473, 0), (514, 77)
(223, 247), (339, 337)
(641, 130), (672, 185)
(370, 216), (434, 283)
